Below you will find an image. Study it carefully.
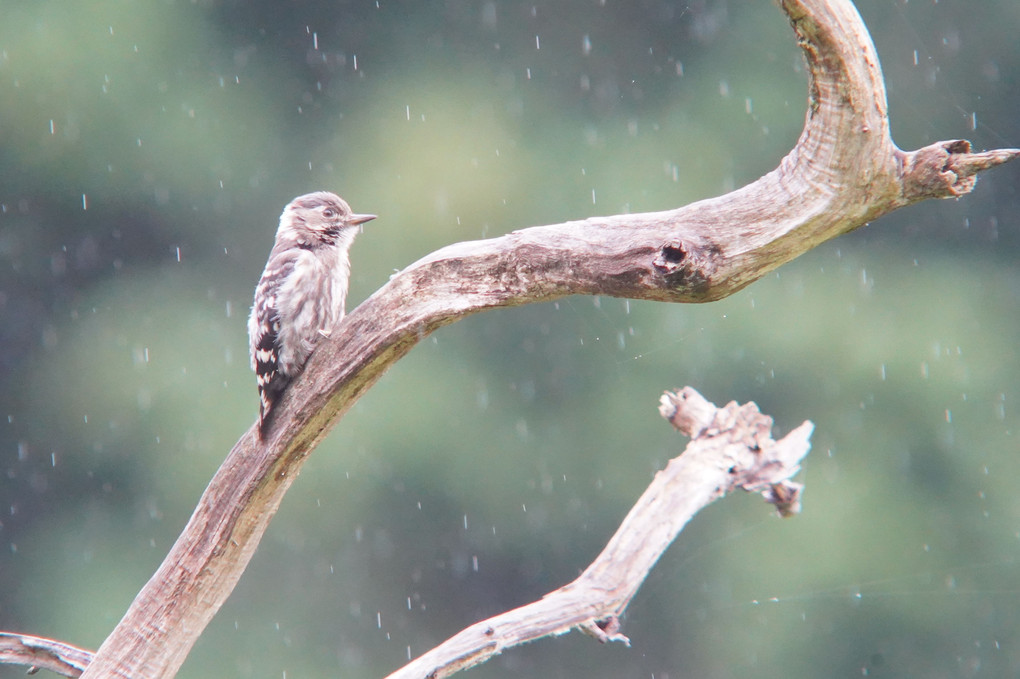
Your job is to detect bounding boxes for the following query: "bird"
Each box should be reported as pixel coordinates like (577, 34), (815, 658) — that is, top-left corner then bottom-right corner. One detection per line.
(248, 191), (376, 437)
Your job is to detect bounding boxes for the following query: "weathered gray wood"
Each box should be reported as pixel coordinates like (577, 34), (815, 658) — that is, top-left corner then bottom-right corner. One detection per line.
(379, 389), (811, 679)
(69, 0), (1019, 677)
(0, 632), (93, 678)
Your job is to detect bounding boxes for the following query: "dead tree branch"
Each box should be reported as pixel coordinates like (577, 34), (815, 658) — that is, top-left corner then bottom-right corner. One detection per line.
(382, 388), (811, 679)
(0, 632), (93, 678)
(0, 0), (1005, 677)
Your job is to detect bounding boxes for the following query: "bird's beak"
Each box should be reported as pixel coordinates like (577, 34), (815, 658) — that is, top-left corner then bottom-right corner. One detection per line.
(351, 213), (377, 225)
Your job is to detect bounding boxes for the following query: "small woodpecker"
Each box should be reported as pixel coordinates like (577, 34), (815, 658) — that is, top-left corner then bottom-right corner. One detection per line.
(248, 192), (375, 436)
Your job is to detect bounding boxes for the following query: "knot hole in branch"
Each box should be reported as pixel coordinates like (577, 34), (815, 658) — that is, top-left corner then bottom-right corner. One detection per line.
(653, 241), (687, 272)
(653, 240), (714, 294)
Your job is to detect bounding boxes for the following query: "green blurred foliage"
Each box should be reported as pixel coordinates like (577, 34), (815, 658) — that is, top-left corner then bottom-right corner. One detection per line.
(1, 1), (1019, 677)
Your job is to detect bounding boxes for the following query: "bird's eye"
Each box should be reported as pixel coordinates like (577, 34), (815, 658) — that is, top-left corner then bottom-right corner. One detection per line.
(323, 208), (337, 219)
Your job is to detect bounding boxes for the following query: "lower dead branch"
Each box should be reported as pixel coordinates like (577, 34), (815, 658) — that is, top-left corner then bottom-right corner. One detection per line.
(0, 632), (93, 678)
(383, 387), (812, 679)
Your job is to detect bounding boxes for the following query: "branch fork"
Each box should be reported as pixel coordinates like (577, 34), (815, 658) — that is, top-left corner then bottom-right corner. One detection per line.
(659, 388), (812, 518)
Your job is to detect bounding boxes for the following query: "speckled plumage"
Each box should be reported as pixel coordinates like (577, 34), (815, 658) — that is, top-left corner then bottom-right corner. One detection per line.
(248, 192), (375, 436)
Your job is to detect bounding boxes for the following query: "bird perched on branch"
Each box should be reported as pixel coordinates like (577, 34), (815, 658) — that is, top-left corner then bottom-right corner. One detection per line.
(248, 192), (376, 437)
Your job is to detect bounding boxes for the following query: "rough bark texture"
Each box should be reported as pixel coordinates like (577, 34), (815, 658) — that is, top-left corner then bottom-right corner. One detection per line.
(5, 0), (1011, 678)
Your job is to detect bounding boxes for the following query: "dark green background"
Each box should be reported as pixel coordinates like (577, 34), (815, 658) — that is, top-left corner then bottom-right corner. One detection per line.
(2, 1), (1019, 677)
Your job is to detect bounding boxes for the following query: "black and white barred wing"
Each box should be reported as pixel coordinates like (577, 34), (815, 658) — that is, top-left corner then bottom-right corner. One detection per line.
(248, 255), (297, 433)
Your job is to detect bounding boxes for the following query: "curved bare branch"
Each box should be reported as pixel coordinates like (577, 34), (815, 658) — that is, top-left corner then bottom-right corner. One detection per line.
(71, 1), (1018, 677)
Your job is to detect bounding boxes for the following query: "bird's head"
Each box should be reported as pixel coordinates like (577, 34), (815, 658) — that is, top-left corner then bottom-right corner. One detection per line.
(278, 191), (376, 248)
